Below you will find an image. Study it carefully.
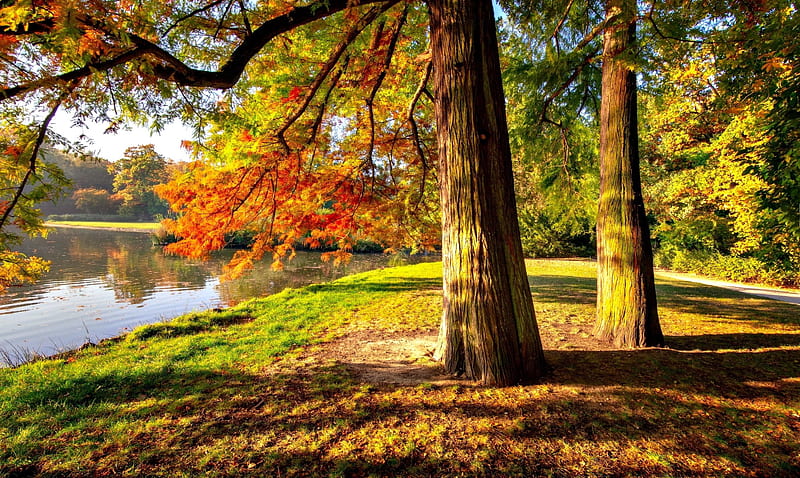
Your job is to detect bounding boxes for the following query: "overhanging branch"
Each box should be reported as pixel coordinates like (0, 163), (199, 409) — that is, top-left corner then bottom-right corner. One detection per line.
(0, 0), (397, 101)
(276, 3), (392, 152)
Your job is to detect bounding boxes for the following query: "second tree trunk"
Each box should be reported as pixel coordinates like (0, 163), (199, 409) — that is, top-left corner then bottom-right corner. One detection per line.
(595, 0), (664, 347)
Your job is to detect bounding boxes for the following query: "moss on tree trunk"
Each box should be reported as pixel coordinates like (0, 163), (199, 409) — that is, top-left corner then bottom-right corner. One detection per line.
(595, 0), (664, 348)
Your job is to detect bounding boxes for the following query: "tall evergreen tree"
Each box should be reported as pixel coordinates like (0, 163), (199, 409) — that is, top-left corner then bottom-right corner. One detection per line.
(429, 0), (545, 383)
(594, 0), (663, 347)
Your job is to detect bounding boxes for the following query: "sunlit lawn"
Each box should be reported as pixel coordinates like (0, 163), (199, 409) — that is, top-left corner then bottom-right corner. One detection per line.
(1, 259), (798, 476)
(47, 221), (161, 230)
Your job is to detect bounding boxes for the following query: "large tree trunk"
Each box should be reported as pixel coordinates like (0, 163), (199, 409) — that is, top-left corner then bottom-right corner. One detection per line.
(428, 0), (546, 385)
(594, 0), (664, 347)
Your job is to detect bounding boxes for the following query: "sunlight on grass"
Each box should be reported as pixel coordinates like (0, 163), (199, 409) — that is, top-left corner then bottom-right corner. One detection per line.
(47, 221), (161, 230)
(1, 260), (798, 476)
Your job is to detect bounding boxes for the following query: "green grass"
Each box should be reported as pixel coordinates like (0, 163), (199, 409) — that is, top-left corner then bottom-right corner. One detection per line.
(1, 259), (799, 477)
(47, 221), (161, 230)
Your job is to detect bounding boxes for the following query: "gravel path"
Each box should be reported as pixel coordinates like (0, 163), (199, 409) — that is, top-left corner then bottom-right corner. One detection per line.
(658, 271), (800, 305)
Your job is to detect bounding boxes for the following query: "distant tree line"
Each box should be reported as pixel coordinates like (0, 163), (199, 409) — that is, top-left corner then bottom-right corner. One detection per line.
(42, 145), (178, 221)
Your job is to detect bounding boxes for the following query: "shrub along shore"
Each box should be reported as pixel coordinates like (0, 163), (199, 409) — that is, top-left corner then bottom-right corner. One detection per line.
(1, 260), (799, 476)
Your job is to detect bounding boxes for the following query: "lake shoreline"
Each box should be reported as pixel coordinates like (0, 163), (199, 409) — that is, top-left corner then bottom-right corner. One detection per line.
(1, 227), (435, 367)
(46, 222), (157, 233)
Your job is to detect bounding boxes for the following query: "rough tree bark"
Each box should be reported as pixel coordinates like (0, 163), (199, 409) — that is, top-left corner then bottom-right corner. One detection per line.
(594, 0), (664, 347)
(428, 0), (546, 385)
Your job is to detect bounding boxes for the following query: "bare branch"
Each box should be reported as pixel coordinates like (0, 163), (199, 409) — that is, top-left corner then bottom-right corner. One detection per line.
(214, 0), (237, 39)
(308, 57), (350, 164)
(364, 5), (408, 183)
(399, 60), (434, 212)
(161, 0), (227, 37)
(237, 0), (253, 36)
(407, 60), (432, 173)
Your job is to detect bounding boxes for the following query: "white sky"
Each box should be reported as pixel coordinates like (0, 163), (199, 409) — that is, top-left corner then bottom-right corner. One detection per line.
(50, 114), (193, 162)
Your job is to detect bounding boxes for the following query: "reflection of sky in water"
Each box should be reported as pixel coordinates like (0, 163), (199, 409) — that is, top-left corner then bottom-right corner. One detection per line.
(1, 277), (222, 356)
(0, 228), (436, 364)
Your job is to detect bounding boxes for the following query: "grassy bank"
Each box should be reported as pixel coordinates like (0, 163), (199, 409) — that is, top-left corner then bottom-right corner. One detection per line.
(1, 260), (799, 477)
(47, 221), (161, 232)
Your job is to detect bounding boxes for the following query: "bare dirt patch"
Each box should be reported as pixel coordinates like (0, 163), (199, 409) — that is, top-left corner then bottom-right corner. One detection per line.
(301, 328), (466, 386)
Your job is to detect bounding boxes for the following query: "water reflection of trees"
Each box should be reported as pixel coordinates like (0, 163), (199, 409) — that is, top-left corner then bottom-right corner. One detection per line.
(26, 229), (436, 306)
(215, 254), (345, 306)
(51, 229), (218, 304)
(215, 252), (420, 305)
(102, 236), (219, 304)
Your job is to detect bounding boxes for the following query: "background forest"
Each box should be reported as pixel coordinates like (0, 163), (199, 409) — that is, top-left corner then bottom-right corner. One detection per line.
(499, 0), (799, 286)
(39, 145), (175, 220)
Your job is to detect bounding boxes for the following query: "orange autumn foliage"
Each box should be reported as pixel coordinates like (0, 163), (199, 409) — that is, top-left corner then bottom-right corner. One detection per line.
(154, 4), (439, 279)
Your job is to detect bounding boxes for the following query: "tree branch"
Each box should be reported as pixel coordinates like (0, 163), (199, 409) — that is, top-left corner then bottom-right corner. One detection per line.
(0, 0), (397, 101)
(237, 0), (253, 37)
(551, 0), (576, 53)
(308, 57), (349, 164)
(0, 18), (55, 35)
(161, 0), (227, 37)
(0, 94), (65, 229)
(276, 4), (391, 152)
(575, 14), (616, 52)
(159, 0), (398, 88)
(644, 7), (706, 45)
(0, 48), (147, 100)
(542, 116), (572, 190)
(405, 60), (433, 211)
(538, 47), (600, 125)
(364, 5), (408, 184)
(407, 60), (433, 173)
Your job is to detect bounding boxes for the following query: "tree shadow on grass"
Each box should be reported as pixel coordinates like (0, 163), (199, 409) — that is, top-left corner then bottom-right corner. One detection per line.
(667, 332), (800, 351)
(4, 341), (800, 478)
(529, 274), (597, 306)
(543, 346), (800, 398)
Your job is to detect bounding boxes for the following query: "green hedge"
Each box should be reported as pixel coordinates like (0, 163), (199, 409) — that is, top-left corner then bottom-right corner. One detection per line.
(654, 247), (800, 287)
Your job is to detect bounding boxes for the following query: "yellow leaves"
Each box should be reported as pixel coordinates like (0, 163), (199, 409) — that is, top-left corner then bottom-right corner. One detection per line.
(0, 250), (50, 292)
(762, 56), (794, 76)
(0, 1), (33, 32)
(77, 28), (106, 57)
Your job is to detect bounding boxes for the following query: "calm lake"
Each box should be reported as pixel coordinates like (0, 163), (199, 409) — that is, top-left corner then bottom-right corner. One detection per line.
(0, 227), (435, 365)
